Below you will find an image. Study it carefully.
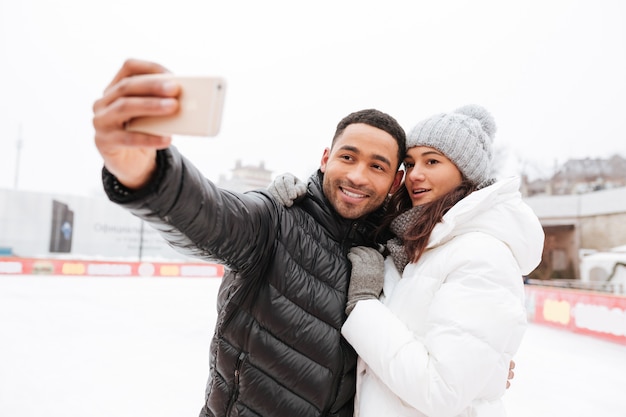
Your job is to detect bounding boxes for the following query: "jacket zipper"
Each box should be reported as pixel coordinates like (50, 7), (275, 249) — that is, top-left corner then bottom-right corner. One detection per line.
(342, 222), (360, 252)
(226, 351), (246, 416)
(323, 222), (360, 416)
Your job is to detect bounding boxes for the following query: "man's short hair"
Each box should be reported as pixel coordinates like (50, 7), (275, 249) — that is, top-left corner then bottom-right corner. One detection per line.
(333, 109), (406, 169)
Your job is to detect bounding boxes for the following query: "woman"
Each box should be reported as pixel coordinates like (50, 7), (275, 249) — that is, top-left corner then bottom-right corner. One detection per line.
(270, 104), (544, 417)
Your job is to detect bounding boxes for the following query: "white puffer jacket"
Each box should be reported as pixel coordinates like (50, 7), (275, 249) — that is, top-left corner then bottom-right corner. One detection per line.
(342, 177), (545, 417)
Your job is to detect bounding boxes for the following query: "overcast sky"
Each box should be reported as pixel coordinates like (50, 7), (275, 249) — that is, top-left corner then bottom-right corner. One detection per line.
(1, 0), (625, 197)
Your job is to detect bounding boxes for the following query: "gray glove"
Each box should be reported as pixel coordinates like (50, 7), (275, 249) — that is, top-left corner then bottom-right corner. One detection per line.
(267, 173), (308, 207)
(345, 246), (384, 316)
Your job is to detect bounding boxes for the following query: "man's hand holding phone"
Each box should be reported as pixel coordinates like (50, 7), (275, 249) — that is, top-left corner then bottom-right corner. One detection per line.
(92, 59), (226, 190)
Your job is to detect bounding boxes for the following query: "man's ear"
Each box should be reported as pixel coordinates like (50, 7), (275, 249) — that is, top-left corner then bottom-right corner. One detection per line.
(390, 170), (405, 194)
(319, 148), (330, 173)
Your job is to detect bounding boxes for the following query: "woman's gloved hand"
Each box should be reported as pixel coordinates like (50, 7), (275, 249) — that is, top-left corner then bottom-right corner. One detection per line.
(345, 246), (384, 315)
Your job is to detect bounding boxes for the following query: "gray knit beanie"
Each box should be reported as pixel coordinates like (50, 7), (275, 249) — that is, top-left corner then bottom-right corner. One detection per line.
(406, 104), (496, 188)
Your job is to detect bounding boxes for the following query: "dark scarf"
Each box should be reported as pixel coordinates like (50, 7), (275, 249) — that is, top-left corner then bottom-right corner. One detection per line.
(386, 205), (423, 274)
(386, 180), (493, 274)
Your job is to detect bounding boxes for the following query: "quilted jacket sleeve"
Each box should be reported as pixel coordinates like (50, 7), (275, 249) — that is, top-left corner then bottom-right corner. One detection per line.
(103, 146), (279, 273)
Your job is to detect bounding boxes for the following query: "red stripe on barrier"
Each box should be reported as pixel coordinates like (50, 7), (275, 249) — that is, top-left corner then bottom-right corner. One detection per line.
(525, 285), (626, 345)
(0, 257), (224, 278)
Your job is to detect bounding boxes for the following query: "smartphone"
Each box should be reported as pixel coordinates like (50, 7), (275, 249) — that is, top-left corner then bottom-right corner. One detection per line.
(125, 74), (227, 137)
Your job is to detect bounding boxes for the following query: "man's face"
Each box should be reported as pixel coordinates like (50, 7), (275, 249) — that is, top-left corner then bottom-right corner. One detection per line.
(320, 123), (403, 220)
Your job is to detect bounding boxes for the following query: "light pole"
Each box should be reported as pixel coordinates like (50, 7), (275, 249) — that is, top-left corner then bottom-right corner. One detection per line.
(14, 124), (22, 189)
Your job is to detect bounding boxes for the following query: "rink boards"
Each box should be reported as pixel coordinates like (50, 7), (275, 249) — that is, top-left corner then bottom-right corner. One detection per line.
(525, 285), (626, 345)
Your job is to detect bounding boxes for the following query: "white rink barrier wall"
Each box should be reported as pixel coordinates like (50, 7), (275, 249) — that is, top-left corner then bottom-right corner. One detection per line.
(0, 257), (224, 279)
(0, 187), (190, 260)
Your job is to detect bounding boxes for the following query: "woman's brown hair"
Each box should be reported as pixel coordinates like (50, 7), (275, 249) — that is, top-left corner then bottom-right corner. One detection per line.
(378, 180), (476, 264)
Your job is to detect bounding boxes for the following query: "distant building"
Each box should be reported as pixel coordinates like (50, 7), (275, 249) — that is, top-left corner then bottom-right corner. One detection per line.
(216, 160), (273, 193)
(524, 154), (626, 197)
(521, 154), (626, 280)
(525, 186), (626, 280)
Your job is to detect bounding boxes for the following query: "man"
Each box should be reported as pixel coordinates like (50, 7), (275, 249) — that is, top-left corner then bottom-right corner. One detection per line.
(92, 59), (406, 417)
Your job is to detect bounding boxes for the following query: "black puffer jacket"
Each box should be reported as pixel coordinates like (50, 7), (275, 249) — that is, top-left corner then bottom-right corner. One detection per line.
(102, 147), (385, 417)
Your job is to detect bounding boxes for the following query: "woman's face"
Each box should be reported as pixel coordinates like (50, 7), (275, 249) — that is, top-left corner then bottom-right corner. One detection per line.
(403, 146), (463, 207)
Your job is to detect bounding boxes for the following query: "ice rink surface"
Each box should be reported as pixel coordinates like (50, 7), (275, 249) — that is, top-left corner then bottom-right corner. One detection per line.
(1, 274), (625, 417)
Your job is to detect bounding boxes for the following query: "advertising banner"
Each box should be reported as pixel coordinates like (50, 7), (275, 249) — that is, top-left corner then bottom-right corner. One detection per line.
(525, 285), (626, 345)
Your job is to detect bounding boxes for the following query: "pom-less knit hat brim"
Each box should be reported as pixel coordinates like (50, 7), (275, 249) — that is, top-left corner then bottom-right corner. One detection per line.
(406, 104), (496, 187)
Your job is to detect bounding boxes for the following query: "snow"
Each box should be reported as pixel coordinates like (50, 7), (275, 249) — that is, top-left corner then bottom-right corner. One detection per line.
(502, 321), (626, 417)
(1, 275), (625, 417)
